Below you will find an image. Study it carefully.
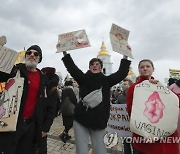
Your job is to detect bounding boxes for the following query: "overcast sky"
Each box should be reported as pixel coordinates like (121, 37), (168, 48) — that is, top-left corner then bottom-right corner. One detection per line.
(0, 0), (180, 84)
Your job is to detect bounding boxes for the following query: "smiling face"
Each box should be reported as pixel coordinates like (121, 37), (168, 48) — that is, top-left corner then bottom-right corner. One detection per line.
(25, 49), (40, 69)
(138, 60), (154, 78)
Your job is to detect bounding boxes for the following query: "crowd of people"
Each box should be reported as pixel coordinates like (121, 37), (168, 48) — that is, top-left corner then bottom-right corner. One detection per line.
(0, 43), (180, 154)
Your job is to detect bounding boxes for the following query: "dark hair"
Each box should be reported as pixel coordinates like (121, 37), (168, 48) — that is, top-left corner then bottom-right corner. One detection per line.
(64, 80), (73, 86)
(168, 78), (177, 86)
(138, 59), (154, 69)
(176, 79), (180, 87)
(89, 58), (103, 68)
(123, 78), (133, 86)
(46, 74), (59, 89)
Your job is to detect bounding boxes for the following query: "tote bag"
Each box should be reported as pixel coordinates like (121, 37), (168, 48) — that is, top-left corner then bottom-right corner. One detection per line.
(130, 80), (179, 140)
(0, 71), (24, 131)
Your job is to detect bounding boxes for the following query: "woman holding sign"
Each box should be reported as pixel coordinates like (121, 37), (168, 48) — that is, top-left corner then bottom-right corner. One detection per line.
(61, 51), (131, 154)
(126, 59), (179, 154)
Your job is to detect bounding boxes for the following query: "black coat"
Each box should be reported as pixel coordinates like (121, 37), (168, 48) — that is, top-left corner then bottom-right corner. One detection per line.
(61, 87), (77, 127)
(0, 63), (56, 133)
(62, 54), (131, 130)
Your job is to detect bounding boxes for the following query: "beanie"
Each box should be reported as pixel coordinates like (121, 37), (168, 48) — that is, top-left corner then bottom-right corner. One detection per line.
(26, 45), (42, 63)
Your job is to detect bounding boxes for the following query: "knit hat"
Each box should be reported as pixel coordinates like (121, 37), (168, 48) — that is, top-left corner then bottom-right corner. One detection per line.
(26, 45), (42, 63)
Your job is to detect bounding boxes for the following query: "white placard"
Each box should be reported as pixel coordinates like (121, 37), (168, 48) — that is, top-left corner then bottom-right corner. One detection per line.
(56, 29), (90, 52)
(106, 104), (132, 137)
(0, 71), (24, 131)
(0, 46), (18, 73)
(110, 23), (133, 58)
(130, 80), (179, 140)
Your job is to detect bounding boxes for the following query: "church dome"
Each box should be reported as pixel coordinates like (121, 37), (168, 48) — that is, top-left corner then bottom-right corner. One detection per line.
(98, 41), (109, 56)
(15, 49), (26, 64)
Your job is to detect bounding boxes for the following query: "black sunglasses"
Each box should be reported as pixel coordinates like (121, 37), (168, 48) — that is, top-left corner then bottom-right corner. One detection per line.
(26, 51), (39, 57)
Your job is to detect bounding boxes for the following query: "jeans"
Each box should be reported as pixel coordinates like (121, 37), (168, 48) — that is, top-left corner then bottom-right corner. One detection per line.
(73, 120), (107, 154)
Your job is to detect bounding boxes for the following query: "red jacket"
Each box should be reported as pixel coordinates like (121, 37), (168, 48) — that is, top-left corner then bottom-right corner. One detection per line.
(126, 76), (179, 154)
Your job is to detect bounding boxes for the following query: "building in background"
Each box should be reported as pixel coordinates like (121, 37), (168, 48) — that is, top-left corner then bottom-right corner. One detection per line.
(15, 49), (26, 64)
(126, 66), (136, 83)
(169, 69), (180, 79)
(97, 41), (113, 75)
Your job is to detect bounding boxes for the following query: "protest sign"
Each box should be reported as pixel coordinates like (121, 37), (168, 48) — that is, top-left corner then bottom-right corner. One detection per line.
(110, 23), (133, 58)
(0, 46), (18, 73)
(130, 80), (179, 140)
(106, 104), (132, 137)
(56, 29), (90, 52)
(0, 71), (24, 131)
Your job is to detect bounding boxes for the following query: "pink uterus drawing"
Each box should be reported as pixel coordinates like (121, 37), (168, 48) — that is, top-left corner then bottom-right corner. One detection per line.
(144, 91), (165, 123)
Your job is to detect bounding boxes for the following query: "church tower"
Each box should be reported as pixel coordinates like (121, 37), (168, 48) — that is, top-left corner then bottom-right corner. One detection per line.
(127, 66), (136, 83)
(97, 41), (113, 75)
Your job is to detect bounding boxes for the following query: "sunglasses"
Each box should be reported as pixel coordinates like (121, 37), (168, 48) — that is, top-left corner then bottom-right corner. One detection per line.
(26, 51), (39, 57)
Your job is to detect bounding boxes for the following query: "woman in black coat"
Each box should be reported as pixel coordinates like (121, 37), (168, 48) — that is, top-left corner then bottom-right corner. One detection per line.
(61, 52), (131, 154)
(59, 80), (77, 143)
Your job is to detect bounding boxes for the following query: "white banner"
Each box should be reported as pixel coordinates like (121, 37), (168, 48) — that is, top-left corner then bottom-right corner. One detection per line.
(130, 80), (179, 140)
(0, 46), (18, 73)
(56, 29), (90, 52)
(110, 23), (133, 58)
(106, 104), (132, 137)
(0, 71), (24, 131)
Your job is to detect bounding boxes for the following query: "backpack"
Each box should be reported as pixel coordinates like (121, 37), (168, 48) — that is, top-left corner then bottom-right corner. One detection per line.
(61, 97), (75, 116)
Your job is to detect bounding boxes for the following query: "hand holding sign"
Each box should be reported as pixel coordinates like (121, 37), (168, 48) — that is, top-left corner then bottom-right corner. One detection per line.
(110, 24), (133, 58)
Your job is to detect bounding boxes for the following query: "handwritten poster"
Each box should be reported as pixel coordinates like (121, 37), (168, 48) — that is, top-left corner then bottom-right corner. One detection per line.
(130, 80), (179, 140)
(0, 71), (24, 131)
(0, 46), (18, 73)
(110, 23), (133, 58)
(106, 104), (132, 137)
(56, 29), (90, 52)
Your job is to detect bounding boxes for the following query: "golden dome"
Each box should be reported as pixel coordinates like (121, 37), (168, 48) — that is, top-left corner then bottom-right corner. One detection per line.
(128, 66), (136, 76)
(15, 50), (26, 64)
(98, 41), (109, 56)
(127, 66), (136, 82)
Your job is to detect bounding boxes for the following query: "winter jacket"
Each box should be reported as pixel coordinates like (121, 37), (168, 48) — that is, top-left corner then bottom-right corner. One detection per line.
(0, 63), (56, 133)
(126, 76), (179, 154)
(62, 54), (131, 130)
(61, 86), (77, 107)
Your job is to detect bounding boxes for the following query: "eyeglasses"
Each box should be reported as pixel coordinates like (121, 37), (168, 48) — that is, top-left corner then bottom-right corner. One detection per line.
(26, 51), (39, 57)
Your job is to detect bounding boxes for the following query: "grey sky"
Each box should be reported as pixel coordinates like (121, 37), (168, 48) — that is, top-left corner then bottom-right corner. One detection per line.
(0, 0), (180, 83)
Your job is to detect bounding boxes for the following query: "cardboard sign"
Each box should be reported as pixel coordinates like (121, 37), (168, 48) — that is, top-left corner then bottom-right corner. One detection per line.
(106, 104), (132, 137)
(56, 29), (90, 52)
(130, 80), (179, 140)
(110, 23), (133, 58)
(0, 71), (24, 132)
(0, 46), (18, 73)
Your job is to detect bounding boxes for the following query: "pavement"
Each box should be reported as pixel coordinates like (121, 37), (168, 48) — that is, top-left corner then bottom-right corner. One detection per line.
(47, 115), (124, 154)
